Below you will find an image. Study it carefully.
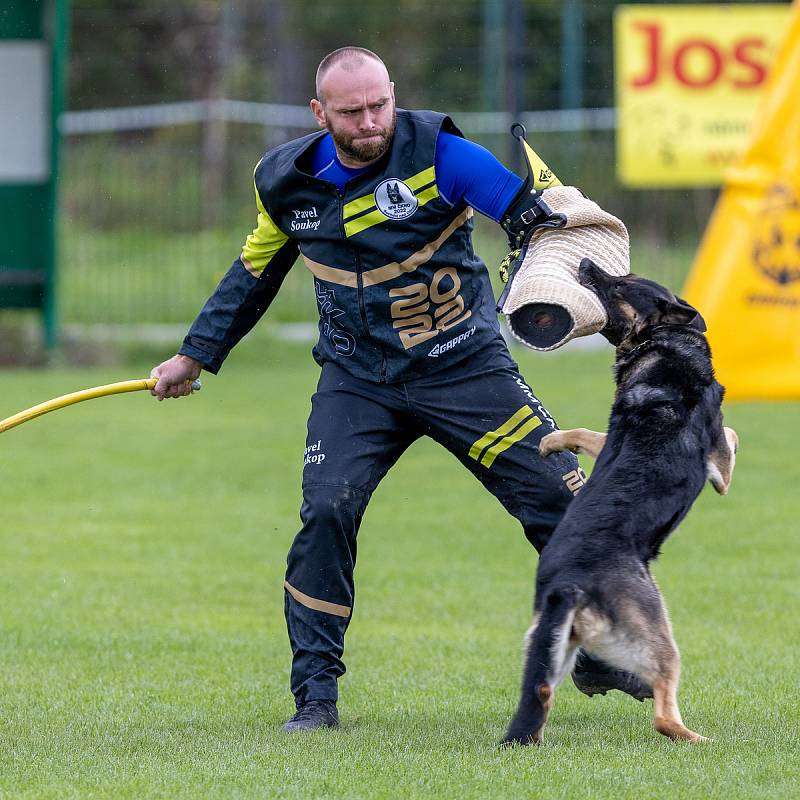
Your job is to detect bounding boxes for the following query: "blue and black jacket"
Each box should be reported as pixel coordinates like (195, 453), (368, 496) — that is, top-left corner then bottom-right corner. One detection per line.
(179, 109), (506, 382)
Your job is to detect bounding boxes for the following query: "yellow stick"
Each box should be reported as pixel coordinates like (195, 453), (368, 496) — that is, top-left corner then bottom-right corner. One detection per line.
(0, 378), (199, 435)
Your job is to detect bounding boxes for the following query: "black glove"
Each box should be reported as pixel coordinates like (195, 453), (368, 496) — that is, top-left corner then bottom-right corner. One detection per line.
(498, 185), (566, 289)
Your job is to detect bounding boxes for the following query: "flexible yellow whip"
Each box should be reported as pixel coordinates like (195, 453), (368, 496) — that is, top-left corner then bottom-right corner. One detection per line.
(0, 378), (201, 434)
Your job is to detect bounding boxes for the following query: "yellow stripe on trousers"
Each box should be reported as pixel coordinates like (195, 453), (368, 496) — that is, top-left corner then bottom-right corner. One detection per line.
(468, 405), (543, 468)
(479, 415), (542, 468)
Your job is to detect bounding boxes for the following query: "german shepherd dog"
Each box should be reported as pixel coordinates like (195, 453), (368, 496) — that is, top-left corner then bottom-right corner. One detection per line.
(502, 259), (738, 746)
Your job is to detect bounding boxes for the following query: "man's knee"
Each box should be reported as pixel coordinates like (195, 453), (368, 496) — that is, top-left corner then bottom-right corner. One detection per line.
(287, 483), (369, 604)
(300, 483), (368, 532)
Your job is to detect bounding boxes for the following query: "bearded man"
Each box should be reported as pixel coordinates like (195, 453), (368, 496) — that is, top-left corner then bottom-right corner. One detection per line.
(150, 46), (651, 732)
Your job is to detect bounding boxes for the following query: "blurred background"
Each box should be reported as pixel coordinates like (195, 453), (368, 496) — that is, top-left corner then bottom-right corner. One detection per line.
(1, 0), (791, 360)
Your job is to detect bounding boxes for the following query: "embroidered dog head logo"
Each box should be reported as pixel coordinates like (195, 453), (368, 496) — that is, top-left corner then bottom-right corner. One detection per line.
(387, 182), (403, 204)
(374, 178), (419, 220)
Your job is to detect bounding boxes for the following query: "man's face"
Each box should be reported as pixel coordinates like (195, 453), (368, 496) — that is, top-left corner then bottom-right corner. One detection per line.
(311, 59), (396, 167)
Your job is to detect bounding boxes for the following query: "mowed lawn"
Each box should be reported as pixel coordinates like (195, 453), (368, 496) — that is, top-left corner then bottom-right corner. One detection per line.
(0, 338), (797, 799)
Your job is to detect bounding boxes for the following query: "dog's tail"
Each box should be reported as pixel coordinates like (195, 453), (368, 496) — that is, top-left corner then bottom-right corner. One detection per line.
(502, 585), (583, 746)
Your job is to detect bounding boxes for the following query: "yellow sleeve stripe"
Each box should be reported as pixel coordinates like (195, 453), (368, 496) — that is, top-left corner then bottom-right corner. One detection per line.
(343, 208), (387, 238)
(414, 183), (439, 206)
(241, 178), (289, 277)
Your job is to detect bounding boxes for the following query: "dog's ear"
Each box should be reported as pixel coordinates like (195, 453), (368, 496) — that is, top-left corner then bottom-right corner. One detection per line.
(656, 296), (707, 332)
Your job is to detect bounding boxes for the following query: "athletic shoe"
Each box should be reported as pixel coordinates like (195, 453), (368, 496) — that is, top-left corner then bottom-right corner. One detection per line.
(282, 700), (340, 733)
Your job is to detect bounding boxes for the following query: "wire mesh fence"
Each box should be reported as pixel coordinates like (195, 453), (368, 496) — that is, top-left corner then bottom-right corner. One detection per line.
(59, 106), (712, 327)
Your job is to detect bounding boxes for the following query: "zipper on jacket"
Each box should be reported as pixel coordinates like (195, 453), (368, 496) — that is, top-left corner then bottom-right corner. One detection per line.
(354, 250), (370, 335)
(334, 189), (370, 337)
(337, 187), (389, 382)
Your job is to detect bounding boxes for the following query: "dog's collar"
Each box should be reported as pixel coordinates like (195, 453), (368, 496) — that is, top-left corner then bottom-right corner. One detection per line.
(615, 325), (707, 374)
(613, 338), (656, 385)
(616, 336), (656, 363)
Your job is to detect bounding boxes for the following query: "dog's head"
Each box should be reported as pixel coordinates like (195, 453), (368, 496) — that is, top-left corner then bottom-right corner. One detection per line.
(578, 258), (706, 348)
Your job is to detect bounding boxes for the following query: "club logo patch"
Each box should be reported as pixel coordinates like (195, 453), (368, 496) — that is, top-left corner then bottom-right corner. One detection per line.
(374, 178), (418, 220)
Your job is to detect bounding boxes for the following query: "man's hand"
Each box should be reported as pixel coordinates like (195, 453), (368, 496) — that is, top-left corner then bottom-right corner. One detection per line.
(150, 354), (203, 400)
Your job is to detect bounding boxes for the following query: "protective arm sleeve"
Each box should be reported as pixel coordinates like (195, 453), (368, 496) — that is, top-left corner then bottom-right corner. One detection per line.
(436, 132), (523, 222)
(178, 170), (298, 373)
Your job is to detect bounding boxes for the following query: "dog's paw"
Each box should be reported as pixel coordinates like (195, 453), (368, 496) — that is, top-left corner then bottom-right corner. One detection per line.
(501, 721), (543, 747)
(499, 733), (540, 748)
(538, 431), (567, 457)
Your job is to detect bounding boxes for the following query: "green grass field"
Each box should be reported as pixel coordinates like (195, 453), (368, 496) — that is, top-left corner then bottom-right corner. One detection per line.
(0, 339), (797, 799)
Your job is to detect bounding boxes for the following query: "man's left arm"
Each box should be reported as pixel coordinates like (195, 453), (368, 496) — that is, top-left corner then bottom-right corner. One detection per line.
(435, 131), (523, 224)
(436, 131), (559, 249)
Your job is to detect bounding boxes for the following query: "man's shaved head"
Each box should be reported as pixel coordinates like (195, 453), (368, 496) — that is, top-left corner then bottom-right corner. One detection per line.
(310, 46), (396, 168)
(315, 47), (387, 102)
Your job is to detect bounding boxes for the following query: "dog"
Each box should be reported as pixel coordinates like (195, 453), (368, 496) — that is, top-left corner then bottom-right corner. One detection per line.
(502, 258), (738, 746)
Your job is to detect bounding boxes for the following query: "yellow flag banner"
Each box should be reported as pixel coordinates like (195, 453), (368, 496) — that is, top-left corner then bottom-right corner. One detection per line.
(683, 0), (800, 400)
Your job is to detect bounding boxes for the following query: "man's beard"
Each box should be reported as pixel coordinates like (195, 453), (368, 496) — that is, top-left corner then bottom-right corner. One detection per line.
(328, 111), (396, 165)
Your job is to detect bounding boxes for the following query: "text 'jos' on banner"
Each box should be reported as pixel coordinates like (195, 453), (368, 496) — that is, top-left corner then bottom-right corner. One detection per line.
(614, 3), (791, 188)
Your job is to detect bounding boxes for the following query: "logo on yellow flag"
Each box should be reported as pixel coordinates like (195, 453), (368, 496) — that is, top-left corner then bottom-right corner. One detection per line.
(750, 186), (800, 291)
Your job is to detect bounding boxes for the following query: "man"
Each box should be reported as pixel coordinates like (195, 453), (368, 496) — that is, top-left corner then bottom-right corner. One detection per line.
(151, 47), (650, 733)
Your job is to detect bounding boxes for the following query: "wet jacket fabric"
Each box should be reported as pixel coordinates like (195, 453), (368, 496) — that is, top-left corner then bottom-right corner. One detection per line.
(178, 109), (507, 382)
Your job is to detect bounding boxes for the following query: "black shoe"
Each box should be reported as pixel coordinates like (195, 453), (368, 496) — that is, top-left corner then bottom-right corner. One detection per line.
(282, 700), (340, 733)
(571, 651), (653, 701)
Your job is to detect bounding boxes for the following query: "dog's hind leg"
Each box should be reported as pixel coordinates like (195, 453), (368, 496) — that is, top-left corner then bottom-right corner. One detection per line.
(539, 428), (607, 459)
(652, 670), (707, 743)
(606, 584), (706, 743)
(502, 588), (580, 746)
(646, 614), (707, 743)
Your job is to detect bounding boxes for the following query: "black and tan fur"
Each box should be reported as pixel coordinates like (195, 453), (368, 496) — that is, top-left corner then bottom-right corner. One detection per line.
(502, 259), (738, 746)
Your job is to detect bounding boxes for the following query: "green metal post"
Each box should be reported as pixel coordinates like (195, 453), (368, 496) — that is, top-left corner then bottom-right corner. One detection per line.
(560, 0), (584, 174)
(506, 0), (524, 173)
(560, 0), (585, 110)
(480, 0), (506, 112)
(45, 0), (70, 350)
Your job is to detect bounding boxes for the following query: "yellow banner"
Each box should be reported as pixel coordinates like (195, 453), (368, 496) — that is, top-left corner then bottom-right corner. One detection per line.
(683, 1), (800, 400)
(615, 4), (790, 187)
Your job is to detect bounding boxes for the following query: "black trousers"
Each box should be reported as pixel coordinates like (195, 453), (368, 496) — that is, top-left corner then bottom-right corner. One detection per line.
(284, 344), (582, 706)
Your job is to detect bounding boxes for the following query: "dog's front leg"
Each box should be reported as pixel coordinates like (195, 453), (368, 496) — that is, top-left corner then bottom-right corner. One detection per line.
(707, 426), (739, 495)
(539, 428), (607, 459)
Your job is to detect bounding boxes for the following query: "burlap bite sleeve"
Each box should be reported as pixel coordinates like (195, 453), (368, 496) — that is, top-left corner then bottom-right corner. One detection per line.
(499, 186), (630, 351)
